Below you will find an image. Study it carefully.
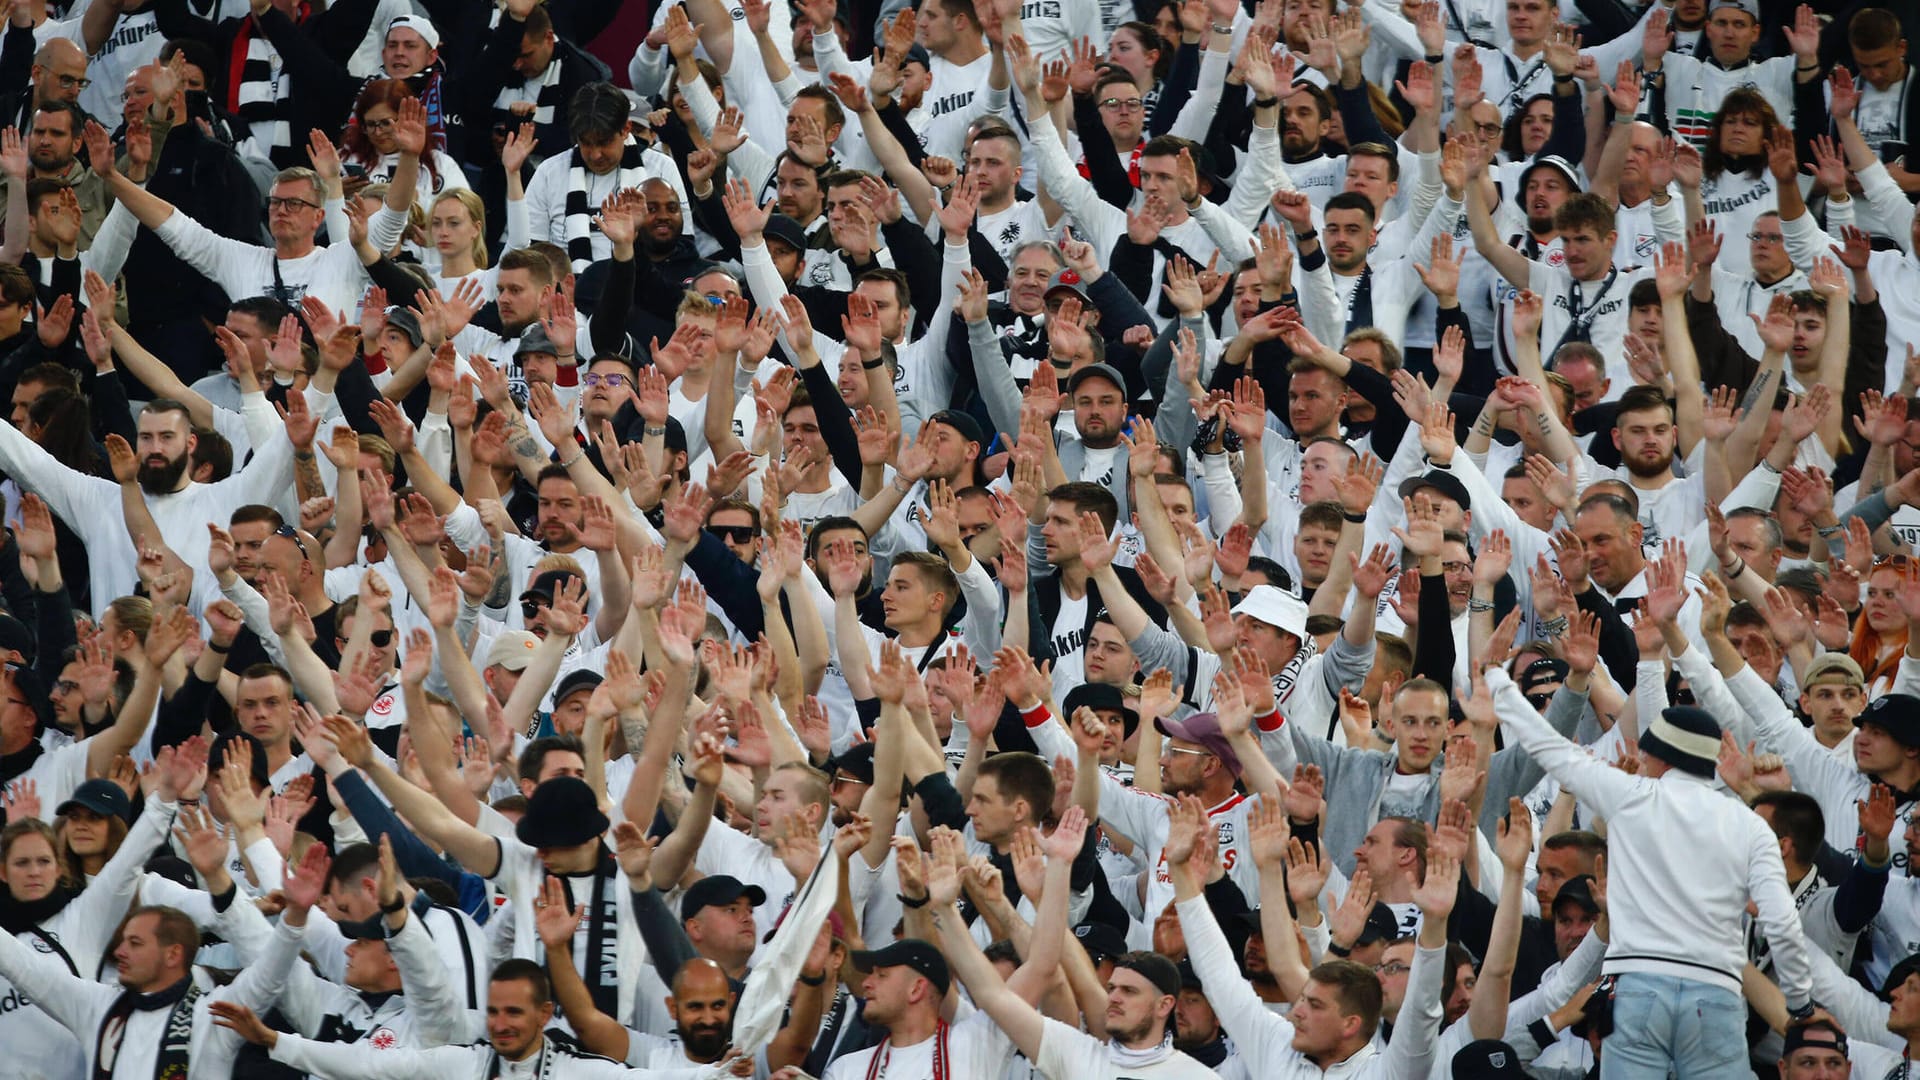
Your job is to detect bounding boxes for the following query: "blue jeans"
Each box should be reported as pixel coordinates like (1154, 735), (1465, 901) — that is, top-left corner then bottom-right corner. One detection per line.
(1601, 973), (1749, 1080)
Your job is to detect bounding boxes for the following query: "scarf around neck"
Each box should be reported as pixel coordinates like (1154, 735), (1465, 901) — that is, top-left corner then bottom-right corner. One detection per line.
(1110, 1032), (1178, 1070)
(0, 880), (80, 934)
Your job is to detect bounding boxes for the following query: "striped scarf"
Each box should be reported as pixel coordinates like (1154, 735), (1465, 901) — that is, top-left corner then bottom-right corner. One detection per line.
(563, 137), (644, 271)
(228, 9), (303, 161)
(492, 57), (564, 148)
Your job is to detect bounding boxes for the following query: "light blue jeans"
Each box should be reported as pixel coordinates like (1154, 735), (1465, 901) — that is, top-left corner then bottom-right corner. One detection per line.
(1601, 973), (1749, 1080)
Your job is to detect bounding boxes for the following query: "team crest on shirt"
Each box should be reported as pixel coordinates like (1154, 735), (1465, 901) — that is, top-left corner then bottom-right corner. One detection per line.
(1633, 234), (1658, 260)
(29, 934), (56, 954)
(368, 1027), (399, 1049)
(371, 693), (395, 717)
(1544, 248), (1567, 269)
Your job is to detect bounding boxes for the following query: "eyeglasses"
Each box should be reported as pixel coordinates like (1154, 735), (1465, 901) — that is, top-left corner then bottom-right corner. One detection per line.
(362, 116), (396, 131)
(52, 680), (79, 694)
(521, 598), (550, 620)
(267, 196), (321, 212)
(1160, 745), (1210, 758)
(830, 772), (868, 788)
(1099, 98), (1145, 113)
(582, 372), (629, 388)
(1746, 231), (1784, 244)
(1473, 121), (1503, 136)
(1373, 962), (1411, 976)
(708, 525), (758, 544)
(339, 629), (395, 648)
(1440, 561), (1472, 575)
(54, 74), (91, 90)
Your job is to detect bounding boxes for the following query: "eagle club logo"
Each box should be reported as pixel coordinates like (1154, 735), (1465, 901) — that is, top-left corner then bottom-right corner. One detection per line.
(1544, 248), (1567, 269)
(371, 693), (395, 717)
(368, 1027), (400, 1049)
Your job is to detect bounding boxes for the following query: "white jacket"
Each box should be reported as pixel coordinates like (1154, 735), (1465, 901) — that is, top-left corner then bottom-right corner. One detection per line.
(1487, 669), (1815, 1008)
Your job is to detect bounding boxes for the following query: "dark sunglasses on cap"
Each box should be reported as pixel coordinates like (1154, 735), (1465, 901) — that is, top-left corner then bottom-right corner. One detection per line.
(708, 525), (758, 544)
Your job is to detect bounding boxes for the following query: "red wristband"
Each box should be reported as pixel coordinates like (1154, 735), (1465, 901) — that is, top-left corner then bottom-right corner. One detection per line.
(1256, 709), (1284, 732)
(1020, 703), (1051, 728)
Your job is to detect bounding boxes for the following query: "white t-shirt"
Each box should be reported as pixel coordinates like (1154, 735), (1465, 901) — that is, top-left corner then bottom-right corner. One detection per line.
(823, 1008), (1017, 1080)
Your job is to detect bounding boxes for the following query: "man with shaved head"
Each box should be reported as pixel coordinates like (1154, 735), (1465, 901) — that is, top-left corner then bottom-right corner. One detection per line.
(2, 39), (87, 133)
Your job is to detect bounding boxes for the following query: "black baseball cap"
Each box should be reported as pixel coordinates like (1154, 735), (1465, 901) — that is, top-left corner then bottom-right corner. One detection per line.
(851, 938), (950, 995)
(681, 874), (767, 921)
(763, 214), (808, 255)
(1398, 469), (1472, 512)
(57, 778), (133, 823)
(1072, 921), (1128, 963)
(926, 409), (985, 449)
(520, 568), (583, 606)
(552, 669), (603, 708)
(1552, 875), (1600, 916)
(1453, 1039), (1528, 1079)
(1064, 362), (1127, 397)
(1356, 902), (1401, 945)
(825, 742), (876, 786)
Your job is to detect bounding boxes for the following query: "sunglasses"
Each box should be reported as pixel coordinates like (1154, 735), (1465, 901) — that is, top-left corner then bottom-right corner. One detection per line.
(708, 525), (758, 544)
(583, 372), (629, 388)
(521, 598), (550, 620)
(338, 629), (395, 648)
(1525, 691), (1556, 709)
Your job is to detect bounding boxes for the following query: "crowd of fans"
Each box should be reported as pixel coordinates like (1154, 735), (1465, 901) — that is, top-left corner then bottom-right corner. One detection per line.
(0, 0), (1915, 1076)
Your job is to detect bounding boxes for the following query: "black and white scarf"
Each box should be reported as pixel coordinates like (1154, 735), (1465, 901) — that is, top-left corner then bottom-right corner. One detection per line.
(493, 58), (564, 150)
(94, 978), (202, 1080)
(557, 851), (623, 1017)
(230, 17), (296, 161)
(562, 138), (645, 271)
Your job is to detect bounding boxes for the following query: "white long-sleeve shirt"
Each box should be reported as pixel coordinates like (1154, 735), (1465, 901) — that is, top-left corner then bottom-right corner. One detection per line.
(0, 397), (311, 617)
(0, 907), (302, 1079)
(150, 204), (403, 317)
(1487, 667), (1815, 1008)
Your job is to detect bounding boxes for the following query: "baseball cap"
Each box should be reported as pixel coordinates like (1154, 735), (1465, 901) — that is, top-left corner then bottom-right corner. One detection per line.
(1708, 0), (1758, 17)
(926, 409), (985, 449)
(386, 14), (441, 51)
(1045, 268), (1090, 304)
(682, 874), (768, 921)
(1452, 1040), (1529, 1080)
(824, 742), (876, 786)
(1355, 902), (1401, 945)
(1552, 875), (1600, 916)
(520, 568), (583, 606)
(1230, 584), (1309, 641)
(1398, 469), (1473, 512)
(1154, 711), (1243, 777)
(1073, 921), (1128, 963)
(484, 631), (541, 671)
(851, 938), (950, 995)
(1064, 362), (1126, 397)
(2, 664), (54, 734)
(56, 778), (133, 823)
(514, 324), (560, 359)
(1802, 652), (1864, 688)
(763, 214), (808, 255)
(552, 669), (603, 708)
